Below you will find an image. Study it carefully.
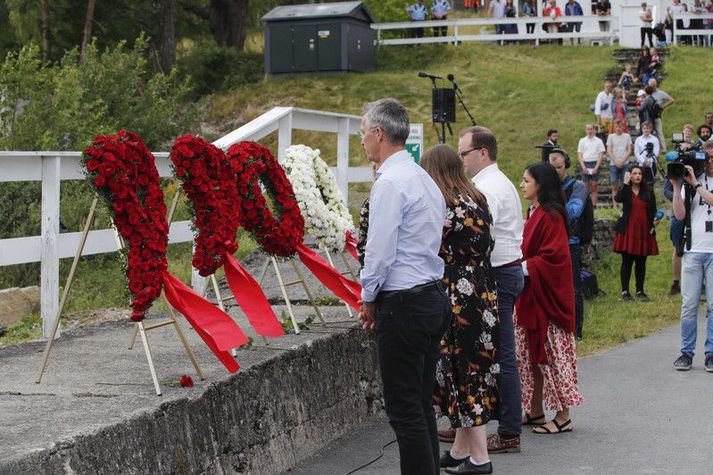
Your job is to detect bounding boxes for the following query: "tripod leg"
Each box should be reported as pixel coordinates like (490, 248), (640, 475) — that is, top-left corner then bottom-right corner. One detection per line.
(137, 322), (162, 396)
(290, 259), (326, 325)
(35, 196), (99, 384)
(272, 257), (300, 334)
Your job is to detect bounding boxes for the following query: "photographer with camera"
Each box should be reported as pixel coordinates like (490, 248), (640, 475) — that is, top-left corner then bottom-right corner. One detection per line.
(670, 141), (713, 373)
(634, 121), (659, 185)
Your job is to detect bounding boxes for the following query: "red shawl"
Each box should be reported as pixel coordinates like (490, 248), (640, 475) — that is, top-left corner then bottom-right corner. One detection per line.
(515, 206), (575, 365)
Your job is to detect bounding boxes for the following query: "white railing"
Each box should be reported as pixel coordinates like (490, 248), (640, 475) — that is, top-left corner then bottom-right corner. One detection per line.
(671, 12), (713, 46)
(372, 16), (615, 46)
(0, 106), (370, 337)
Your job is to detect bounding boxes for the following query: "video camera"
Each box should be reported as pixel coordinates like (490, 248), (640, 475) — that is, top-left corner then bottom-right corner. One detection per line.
(665, 132), (707, 180)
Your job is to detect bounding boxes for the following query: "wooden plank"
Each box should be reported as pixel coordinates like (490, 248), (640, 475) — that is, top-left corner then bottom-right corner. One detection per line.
(0, 221), (194, 266)
(40, 156), (61, 338)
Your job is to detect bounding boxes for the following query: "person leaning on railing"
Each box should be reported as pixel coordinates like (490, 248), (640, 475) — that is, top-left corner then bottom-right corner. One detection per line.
(406, 0), (428, 39)
(521, 0), (537, 34)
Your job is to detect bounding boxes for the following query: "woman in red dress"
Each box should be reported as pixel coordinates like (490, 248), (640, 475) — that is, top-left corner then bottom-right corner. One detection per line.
(613, 165), (659, 301)
(515, 162), (583, 435)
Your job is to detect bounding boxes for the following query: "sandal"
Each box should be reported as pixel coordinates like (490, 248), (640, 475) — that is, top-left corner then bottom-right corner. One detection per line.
(532, 418), (573, 434)
(521, 413), (546, 426)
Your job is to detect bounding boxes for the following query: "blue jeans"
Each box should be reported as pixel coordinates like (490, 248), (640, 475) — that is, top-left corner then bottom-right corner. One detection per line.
(679, 252), (713, 357)
(492, 265), (524, 438)
(376, 282), (451, 475)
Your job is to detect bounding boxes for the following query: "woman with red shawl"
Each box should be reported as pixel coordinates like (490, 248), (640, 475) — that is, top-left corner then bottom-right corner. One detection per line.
(515, 162), (583, 435)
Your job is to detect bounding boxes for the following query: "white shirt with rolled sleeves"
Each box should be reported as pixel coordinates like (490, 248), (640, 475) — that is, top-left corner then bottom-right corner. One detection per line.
(472, 163), (523, 267)
(359, 150), (446, 303)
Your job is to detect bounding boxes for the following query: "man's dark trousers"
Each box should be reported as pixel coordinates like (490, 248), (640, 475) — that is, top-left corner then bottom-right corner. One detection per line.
(570, 244), (584, 338)
(492, 265), (524, 439)
(376, 282), (451, 475)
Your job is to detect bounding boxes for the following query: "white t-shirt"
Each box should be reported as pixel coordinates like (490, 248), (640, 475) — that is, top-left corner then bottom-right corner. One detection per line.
(607, 133), (632, 163)
(639, 8), (652, 27)
(594, 91), (613, 119)
(490, 0), (506, 18)
(682, 175), (713, 253)
(472, 163), (523, 267)
(578, 135), (606, 163)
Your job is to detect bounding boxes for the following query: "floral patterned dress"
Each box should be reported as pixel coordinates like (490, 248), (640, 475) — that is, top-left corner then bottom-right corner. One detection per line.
(433, 194), (500, 428)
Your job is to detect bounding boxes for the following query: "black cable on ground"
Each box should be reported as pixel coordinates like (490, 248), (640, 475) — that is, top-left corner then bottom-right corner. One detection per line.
(343, 438), (398, 475)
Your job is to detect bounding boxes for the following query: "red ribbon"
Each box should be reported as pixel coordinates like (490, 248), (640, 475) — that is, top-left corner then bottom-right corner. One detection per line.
(345, 230), (359, 262)
(223, 252), (284, 338)
(296, 244), (362, 310)
(162, 271), (248, 373)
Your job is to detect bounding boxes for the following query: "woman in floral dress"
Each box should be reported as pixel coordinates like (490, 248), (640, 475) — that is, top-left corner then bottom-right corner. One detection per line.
(516, 161), (583, 435)
(422, 145), (499, 475)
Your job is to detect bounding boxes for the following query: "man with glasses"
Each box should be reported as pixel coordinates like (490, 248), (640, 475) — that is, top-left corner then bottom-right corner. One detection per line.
(358, 98), (450, 475)
(442, 125), (525, 454)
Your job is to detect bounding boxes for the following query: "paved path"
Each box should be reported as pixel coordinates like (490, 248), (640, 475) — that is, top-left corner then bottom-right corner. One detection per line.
(287, 317), (713, 475)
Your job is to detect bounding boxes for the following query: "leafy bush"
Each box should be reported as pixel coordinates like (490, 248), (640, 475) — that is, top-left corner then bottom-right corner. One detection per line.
(0, 38), (199, 288)
(177, 41), (263, 96)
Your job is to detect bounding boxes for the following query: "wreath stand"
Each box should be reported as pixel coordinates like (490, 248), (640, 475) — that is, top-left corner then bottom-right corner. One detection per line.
(35, 192), (205, 396)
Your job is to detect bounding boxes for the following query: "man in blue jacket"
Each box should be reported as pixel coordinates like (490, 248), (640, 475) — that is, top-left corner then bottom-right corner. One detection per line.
(565, 0), (584, 44)
(550, 148), (587, 339)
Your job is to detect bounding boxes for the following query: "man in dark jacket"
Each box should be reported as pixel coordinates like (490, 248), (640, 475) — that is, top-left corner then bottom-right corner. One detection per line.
(550, 148), (587, 339)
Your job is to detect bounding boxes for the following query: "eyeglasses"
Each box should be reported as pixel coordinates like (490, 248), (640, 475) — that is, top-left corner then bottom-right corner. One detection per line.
(357, 127), (379, 140)
(458, 147), (484, 159)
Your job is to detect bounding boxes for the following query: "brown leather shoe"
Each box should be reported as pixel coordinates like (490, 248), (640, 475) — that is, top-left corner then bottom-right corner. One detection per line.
(438, 428), (456, 443)
(487, 434), (520, 454)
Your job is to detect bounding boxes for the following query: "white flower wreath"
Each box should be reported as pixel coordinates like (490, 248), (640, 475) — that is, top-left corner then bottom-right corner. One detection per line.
(282, 144), (354, 252)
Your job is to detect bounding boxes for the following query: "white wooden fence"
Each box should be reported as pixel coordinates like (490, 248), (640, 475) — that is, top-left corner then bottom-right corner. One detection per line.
(372, 15), (615, 46)
(0, 107), (371, 338)
(671, 12), (713, 46)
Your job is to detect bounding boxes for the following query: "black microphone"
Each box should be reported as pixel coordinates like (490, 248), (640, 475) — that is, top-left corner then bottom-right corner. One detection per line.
(418, 71), (442, 80)
(447, 74), (461, 92)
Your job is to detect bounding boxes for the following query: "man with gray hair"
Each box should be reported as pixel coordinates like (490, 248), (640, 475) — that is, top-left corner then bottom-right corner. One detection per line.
(358, 98), (450, 475)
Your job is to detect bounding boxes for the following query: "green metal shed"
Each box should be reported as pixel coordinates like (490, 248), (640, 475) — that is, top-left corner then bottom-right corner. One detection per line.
(262, 1), (375, 75)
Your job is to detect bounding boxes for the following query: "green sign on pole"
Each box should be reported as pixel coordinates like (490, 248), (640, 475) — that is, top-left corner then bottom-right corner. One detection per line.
(405, 124), (423, 164)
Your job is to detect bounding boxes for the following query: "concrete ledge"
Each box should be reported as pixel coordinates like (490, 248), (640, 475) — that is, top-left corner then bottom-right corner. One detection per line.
(0, 326), (383, 474)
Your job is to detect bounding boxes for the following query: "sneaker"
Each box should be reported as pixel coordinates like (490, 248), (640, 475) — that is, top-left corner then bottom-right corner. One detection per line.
(636, 291), (651, 302)
(705, 354), (713, 373)
(669, 282), (680, 296)
(486, 434), (520, 454)
(674, 353), (693, 371)
(621, 290), (634, 301)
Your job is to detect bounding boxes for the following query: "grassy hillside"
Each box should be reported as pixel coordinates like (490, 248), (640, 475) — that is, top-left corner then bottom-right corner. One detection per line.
(207, 43), (713, 184)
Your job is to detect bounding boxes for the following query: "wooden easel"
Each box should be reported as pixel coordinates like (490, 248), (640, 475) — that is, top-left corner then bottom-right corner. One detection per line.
(35, 191), (205, 396)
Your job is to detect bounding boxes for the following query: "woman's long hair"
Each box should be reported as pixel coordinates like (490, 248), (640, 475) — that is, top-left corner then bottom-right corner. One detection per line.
(525, 161), (568, 226)
(421, 144), (487, 207)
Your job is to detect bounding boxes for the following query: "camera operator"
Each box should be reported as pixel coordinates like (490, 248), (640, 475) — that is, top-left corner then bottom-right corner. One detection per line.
(634, 121), (659, 185)
(670, 141), (713, 372)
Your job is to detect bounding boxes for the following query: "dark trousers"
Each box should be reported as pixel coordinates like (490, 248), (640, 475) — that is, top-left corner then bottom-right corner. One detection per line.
(641, 27), (653, 47)
(492, 265), (524, 438)
(621, 253), (648, 293)
(570, 244), (584, 338)
(376, 282), (451, 475)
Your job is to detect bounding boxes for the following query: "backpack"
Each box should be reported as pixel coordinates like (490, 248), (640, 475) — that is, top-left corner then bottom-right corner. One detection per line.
(564, 180), (595, 245)
(581, 269), (600, 299)
(650, 100), (663, 119)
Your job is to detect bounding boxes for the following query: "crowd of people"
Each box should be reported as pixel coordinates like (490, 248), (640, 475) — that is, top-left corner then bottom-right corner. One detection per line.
(405, 0), (713, 43)
(355, 92), (713, 474)
(405, 0), (615, 38)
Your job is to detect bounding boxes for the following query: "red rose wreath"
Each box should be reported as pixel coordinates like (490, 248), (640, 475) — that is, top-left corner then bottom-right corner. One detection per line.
(227, 142), (361, 310)
(83, 131), (248, 373)
(170, 135), (283, 337)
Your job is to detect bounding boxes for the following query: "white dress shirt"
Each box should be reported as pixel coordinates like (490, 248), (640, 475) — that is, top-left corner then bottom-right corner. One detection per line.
(472, 163), (524, 267)
(360, 150), (446, 302)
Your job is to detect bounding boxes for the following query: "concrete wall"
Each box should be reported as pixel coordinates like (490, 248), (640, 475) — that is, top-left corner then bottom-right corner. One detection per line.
(0, 327), (383, 475)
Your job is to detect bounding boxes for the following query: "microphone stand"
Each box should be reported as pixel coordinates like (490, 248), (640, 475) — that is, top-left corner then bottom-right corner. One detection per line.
(454, 88), (477, 126)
